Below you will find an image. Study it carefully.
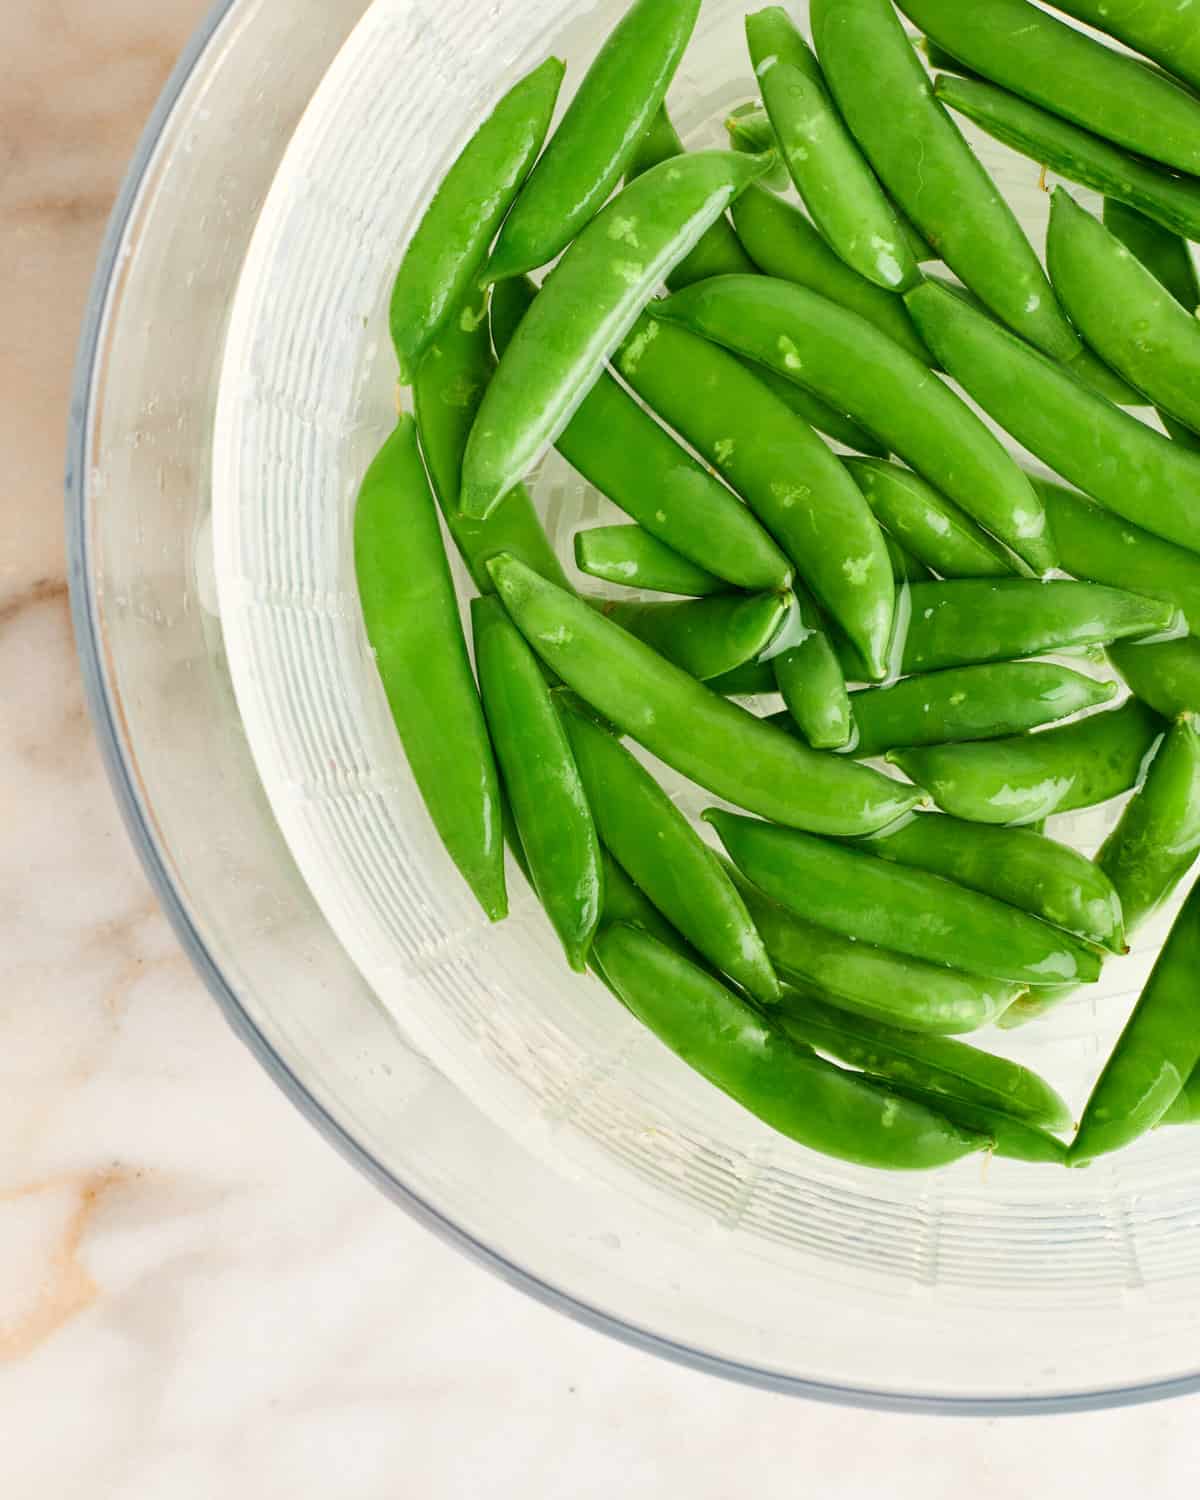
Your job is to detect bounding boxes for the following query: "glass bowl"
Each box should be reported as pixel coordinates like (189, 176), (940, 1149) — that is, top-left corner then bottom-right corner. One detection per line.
(69, 0), (1200, 1412)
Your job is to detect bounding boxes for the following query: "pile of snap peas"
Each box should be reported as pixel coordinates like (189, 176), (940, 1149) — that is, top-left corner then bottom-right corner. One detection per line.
(357, 0), (1200, 1174)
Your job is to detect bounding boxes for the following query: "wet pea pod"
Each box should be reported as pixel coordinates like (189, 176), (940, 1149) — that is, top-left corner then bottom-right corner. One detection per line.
(891, 698), (1167, 828)
(1110, 638), (1200, 722)
(591, 590), (790, 682)
(485, 0), (701, 283)
(707, 810), (1101, 988)
(725, 105), (791, 192)
(388, 58), (563, 382)
(1072, 879), (1200, 1163)
(491, 278), (792, 593)
(354, 419), (506, 920)
(489, 555), (921, 837)
(886, 535), (935, 585)
(614, 313), (896, 679)
(596, 925), (990, 1171)
(810, 0), (1080, 367)
(879, 1085), (1069, 1165)
(574, 526), (726, 597)
(746, 358), (889, 457)
(654, 276), (1054, 575)
(746, 6), (919, 293)
(706, 658), (780, 698)
(1043, 0), (1200, 97)
(560, 697), (779, 1003)
(771, 589), (854, 752)
(865, 812), (1126, 956)
(599, 847), (700, 966)
(1160, 1068), (1200, 1129)
(907, 279), (1200, 558)
(1047, 190), (1200, 439)
(472, 600), (601, 969)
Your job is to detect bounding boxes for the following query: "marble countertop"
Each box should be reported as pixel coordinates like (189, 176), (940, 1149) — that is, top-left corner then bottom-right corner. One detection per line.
(5, 0), (1200, 1493)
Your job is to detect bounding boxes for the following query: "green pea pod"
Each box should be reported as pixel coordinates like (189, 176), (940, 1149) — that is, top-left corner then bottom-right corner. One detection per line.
(626, 104), (759, 288)
(745, 357), (890, 457)
(775, 991), (1072, 1128)
(1072, 880), (1200, 1163)
(725, 105), (792, 192)
(574, 526), (726, 597)
(897, 0), (1200, 176)
(1110, 637), (1200, 721)
(1043, 0), (1200, 96)
(1097, 717), (1200, 938)
(1047, 190), (1200, 438)
(1159, 1067), (1200, 1129)
(485, 0), (702, 283)
(730, 865), (1023, 1034)
(771, 589), (854, 751)
(891, 699), (1166, 827)
(595, 925), (990, 1171)
(598, 847), (701, 967)
(472, 600), (601, 969)
(561, 700), (779, 1002)
(906, 279), (1200, 558)
(354, 419), (506, 920)
(388, 58), (563, 382)
(707, 810), (1101, 987)
(810, 0), (1079, 365)
(491, 278), (792, 593)
(706, 659), (779, 698)
(934, 72), (1200, 246)
(488, 554), (922, 837)
(413, 287), (568, 593)
(865, 812), (1126, 955)
(881, 1085), (1069, 1165)
(885, 535), (935, 584)
(746, 7), (918, 292)
(614, 314), (896, 678)
(844, 459), (1016, 580)
(593, 591), (790, 682)
(654, 276), (1054, 576)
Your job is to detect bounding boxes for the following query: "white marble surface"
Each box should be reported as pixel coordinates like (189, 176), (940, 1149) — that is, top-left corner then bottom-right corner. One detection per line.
(6, 0), (1200, 1493)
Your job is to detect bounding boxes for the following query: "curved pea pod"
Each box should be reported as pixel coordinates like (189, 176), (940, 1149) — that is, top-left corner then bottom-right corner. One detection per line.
(1043, 0), (1200, 96)
(354, 420), (506, 920)
(599, 848), (698, 967)
(596, 925), (990, 1171)
(731, 870), (1021, 1034)
(574, 526), (725, 597)
(1097, 717), (1200, 938)
(746, 358), (889, 457)
(1110, 637), (1200, 721)
(1159, 1067), (1200, 1129)
(732, 187), (929, 363)
(844, 459), (1015, 580)
(881, 1085), (1069, 1165)
(472, 600), (601, 969)
(891, 699), (1166, 827)
(464, 150), (769, 519)
(654, 276), (1054, 575)
(725, 104), (791, 192)
(866, 812), (1126, 956)
(746, 6), (918, 293)
(810, 0), (1079, 366)
(834, 663), (1119, 760)
(898, 0), (1200, 177)
(771, 589), (854, 752)
(775, 991), (1072, 1129)
(707, 810), (1101, 987)
(560, 699), (779, 1003)
(1047, 190), (1200, 439)
(934, 72), (1200, 247)
(388, 58), (563, 382)
(490, 555), (920, 836)
(592, 591), (790, 682)
(485, 0), (701, 283)
(907, 279), (1200, 559)
(614, 313), (896, 679)
(1072, 880), (1200, 1164)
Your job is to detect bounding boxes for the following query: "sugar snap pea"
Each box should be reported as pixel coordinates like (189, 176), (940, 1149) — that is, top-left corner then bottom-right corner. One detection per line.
(574, 526), (725, 597)
(388, 58), (563, 382)
(810, 0), (1079, 365)
(746, 358), (889, 457)
(706, 658), (779, 698)
(1047, 190), (1200, 438)
(592, 591), (790, 682)
(1110, 638), (1200, 721)
(864, 813), (1126, 955)
(560, 698), (779, 1003)
(746, 6), (918, 292)
(1160, 1068), (1200, 1129)
(771, 589), (854, 752)
(485, 0), (701, 283)
(599, 848), (698, 965)
(489, 555), (921, 836)
(879, 1085), (1069, 1165)
(1072, 879), (1200, 1163)
(595, 925), (989, 1171)
(354, 419), (505, 920)
(655, 276), (1054, 575)
(707, 810), (1102, 987)
(892, 699), (1166, 827)
(463, 150), (768, 519)
(614, 313), (896, 678)
(491, 277), (792, 593)
(1043, 0), (1200, 97)
(844, 459), (1015, 580)
(907, 278), (1200, 558)
(472, 600), (601, 969)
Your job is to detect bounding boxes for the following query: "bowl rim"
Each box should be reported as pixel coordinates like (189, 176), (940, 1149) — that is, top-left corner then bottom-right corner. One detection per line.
(65, 0), (1200, 1418)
